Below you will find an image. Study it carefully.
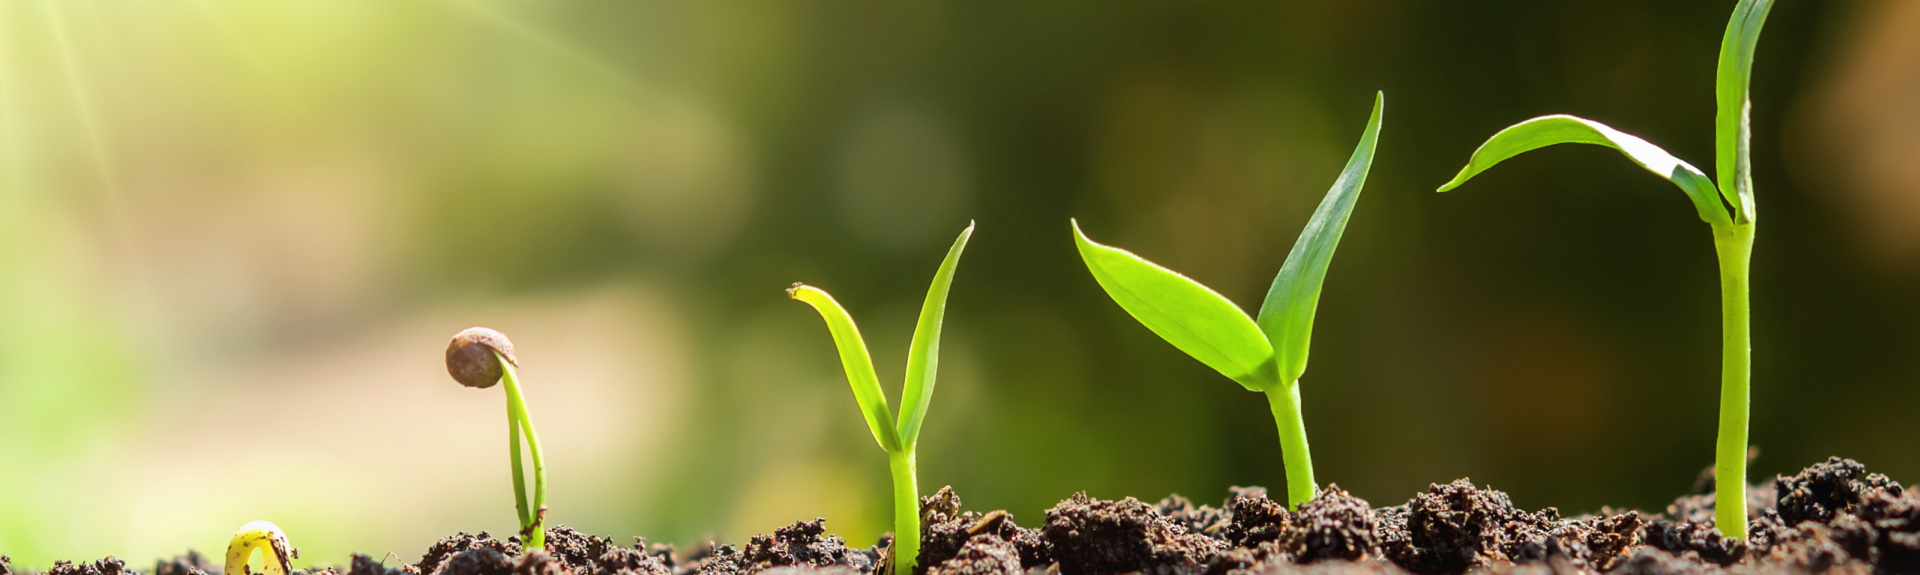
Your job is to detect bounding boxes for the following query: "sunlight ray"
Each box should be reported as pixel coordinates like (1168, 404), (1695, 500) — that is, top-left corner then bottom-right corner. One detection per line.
(445, 0), (649, 95)
(1, 3), (23, 222)
(43, 0), (121, 200)
(43, 0), (156, 304)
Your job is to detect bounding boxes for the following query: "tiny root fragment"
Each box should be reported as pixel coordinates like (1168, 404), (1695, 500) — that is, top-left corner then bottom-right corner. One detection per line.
(967, 509), (1009, 536)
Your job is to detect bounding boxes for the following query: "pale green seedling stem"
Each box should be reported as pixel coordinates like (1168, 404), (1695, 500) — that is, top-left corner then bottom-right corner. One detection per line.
(888, 450), (920, 572)
(1712, 223), (1754, 538)
(1265, 382), (1315, 505)
(1707, 0), (1771, 538)
(500, 355), (548, 550)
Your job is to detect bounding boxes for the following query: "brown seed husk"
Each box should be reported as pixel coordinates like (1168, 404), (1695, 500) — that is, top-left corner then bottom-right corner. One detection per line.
(446, 327), (517, 388)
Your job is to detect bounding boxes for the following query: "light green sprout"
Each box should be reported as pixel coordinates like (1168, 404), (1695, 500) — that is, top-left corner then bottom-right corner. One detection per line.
(1434, 0), (1774, 540)
(788, 223), (975, 575)
(445, 327), (549, 550)
(1072, 93), (1383, 509)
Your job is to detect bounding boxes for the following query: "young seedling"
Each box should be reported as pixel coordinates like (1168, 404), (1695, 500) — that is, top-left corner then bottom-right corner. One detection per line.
(1072, 93), (1383, 509)
(225, 520), (294, 575)
(1443, 0), (1766, 542)
(1433, 0), (1773, 540)
(446, 327), (550, 550)
(787, 223), (975, 575)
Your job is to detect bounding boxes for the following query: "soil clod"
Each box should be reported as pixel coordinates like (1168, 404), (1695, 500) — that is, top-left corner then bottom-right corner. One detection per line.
(1043, 493), (1226, 575)
(739, 519), (873, 574)
(1225, 488), (1291, 549)
(1383, 479), (1534, 574)
(1775, 457), (1905, 527)
(1288, 486), (1377, 564)
(344, 554), (404, 575)
(917, 487), (1047, 574)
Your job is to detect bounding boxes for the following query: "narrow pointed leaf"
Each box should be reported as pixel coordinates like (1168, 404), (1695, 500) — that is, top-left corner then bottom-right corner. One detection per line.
(788, 284), (904, 453)
(895, 222), (975, 448)
(1715, 0), (1775, 224)
(1072, 219), (1277, 391)
(1437, 115), (1730, 226)
(1255, 92), (1383, 382)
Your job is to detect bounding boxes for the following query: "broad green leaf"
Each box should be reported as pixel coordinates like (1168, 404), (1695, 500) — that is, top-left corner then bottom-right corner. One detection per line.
(1255, 92), (1382, 382)
(1437, 115), (1730, 226)
(1715, 0), (1775, 224)
(1072, 219), (1277, 391)
(788, 284), (904, 453)
(895, 222), (975, 448)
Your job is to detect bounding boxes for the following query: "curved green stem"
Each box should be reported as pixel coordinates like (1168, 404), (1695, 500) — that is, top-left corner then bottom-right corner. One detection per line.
(500, 356), (549, 550)
(1711, 223), (1754, 540)
(1265, 381), (1317, 509)
(508, 403), (530, 527)
(888, 449), (921, 575)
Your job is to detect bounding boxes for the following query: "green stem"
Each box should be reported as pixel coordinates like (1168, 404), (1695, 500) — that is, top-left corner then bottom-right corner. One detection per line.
(500, 357), (549, 550)
(888, 449), (921, 575)
(1265, 381), (1317, 509)
(508, 403), (530, 527)
(1710, 223), (1754, 541)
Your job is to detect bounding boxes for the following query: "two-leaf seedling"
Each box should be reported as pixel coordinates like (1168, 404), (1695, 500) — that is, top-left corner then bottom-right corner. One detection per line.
(789, 223), (975, 575)
(446, 327), (550, 550)
(1435, 0), (1773, 540)
(1072, 93), (1383, 509)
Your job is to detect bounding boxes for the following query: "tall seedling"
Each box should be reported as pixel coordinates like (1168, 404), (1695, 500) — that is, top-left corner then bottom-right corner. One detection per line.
(1073, 93), (1383, 509)
(789, 223), (975, 575)
(1435, 0), (1773, 540)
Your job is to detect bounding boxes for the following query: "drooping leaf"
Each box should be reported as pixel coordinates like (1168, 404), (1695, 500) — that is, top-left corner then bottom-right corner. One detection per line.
(1715, 0), (1775, 224)
(788, 284), (904, 453)
(1072, 220), (1277, 391)
(1436, 115), (1730, 226)
(895, 222), (975, 448)
(1255, 92), (1383, 382)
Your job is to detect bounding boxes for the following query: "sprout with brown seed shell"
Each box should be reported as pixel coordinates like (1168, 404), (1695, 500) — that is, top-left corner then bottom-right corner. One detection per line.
(445, 327), (548, 550)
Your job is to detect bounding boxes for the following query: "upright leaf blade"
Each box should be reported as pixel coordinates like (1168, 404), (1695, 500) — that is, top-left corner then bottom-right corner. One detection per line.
(788, 284), (904, 453)
(1715, 0), (1775, 224)
(1072, 220), (1277, 391)
(1255, 92), (1383, 382)
(1437, 115), (1730, 226)
(895, 222), (975, 448)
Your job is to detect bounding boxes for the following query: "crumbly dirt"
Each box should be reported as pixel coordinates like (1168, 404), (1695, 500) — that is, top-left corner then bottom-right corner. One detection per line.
(1042, 492), (1229, 574)
(18, 458), (1920, 575)
(918, 486), (1049, 575)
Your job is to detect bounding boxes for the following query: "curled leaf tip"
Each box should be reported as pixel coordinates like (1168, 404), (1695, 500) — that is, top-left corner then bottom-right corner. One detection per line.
(446, 327), (516, 389)
(786, 282), (807, 299)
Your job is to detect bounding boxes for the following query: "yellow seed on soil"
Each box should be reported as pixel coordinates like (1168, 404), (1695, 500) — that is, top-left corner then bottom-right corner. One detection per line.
(225, 520), (295, 575)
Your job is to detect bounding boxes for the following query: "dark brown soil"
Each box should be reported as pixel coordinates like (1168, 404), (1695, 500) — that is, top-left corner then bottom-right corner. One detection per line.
(14, 458), (1920, 575)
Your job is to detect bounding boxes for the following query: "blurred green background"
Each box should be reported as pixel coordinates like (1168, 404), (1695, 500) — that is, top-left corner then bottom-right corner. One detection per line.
(3, 0), (1918, 567)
